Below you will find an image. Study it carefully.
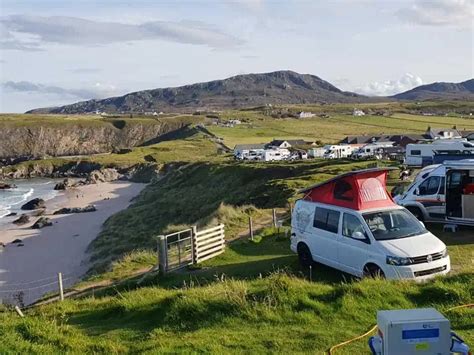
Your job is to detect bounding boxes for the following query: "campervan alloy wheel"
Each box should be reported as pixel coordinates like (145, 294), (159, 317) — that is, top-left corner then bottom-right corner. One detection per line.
(297, 243), (313, 268)
(363, 264), (385, 279)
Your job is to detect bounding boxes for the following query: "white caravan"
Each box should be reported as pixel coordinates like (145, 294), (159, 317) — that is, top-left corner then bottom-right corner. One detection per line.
(395, 159), (474, 225)
(308, 147), (327, 158)
(405, 139), (474, 167)
(323, 145), (355, 159)
(352, 142), (394, 159)
(263, 148), (290, 162)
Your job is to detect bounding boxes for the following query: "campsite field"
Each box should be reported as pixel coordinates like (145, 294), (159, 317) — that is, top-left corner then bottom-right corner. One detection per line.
(208, 111), (474, 147)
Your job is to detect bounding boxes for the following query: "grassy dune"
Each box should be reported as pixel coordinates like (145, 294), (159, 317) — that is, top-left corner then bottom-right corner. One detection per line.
(0, 233), (472, 354)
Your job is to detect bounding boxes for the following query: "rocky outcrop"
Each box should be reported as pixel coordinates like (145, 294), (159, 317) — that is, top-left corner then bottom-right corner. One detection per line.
(54, 178), (72, 190)
(31, 217), (52, 229)
(21, 198), (45, 210)
(87, 168), (121, 183)
(53, 205), (96, 215)
(13, 214), (30, 225)
(0, 182), (16, 189)
(0, 118), (194, 160)
(126, 163), (161, 183)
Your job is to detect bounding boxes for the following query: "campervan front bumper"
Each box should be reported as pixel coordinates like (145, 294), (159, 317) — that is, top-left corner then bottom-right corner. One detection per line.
(385, 255), (450, 281)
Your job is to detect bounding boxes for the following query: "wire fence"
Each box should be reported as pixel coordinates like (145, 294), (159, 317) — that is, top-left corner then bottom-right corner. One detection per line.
(0, 271), (82, 308)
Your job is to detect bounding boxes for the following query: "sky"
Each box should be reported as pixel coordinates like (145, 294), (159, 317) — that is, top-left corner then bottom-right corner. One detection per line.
(0, 0), (472, 112)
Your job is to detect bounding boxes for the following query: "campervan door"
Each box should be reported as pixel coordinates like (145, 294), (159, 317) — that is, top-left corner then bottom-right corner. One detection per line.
(445, 160), (474, 225)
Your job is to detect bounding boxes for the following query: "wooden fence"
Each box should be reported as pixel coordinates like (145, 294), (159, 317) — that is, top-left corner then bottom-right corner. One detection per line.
(157, 224), (225, 274)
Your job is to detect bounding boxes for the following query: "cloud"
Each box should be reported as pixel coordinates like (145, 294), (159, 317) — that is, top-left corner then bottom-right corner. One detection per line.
(354, 73), (423, 96)
(397, 0), (473, 28)
(70, 67), (102, 74)
(2, 80), (119, 100)
(0, 15), (244, 51)
(230, 0), (266, 13)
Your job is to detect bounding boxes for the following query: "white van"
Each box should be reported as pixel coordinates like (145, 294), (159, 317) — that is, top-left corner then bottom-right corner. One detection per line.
(405, 140), (474, 167)
(395, 159), (474, 225)
(352, 142), (394, 159)
(291, 169), (450, 280)
(323, 145), (355, 159)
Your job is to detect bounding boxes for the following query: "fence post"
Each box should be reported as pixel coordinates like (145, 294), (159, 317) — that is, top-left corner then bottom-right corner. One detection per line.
(272, 208), (277, 228)
(58, 272), (64, 301)
(192, 226), (198, 264)
(158, 235), (167, 275)
(14, 306), (24, 318)
(248, 216), (254, 241)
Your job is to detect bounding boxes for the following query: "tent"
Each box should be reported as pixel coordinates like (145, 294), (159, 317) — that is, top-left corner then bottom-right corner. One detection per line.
(299, 168), (397, 210)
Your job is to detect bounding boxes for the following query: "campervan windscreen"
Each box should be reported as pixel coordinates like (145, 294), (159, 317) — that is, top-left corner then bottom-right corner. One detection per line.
(363, 209), (426, 240)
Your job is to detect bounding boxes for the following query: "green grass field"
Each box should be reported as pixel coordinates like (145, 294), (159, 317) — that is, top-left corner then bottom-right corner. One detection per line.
(0, 231), (472, 354)
(208, 112), (474, 147)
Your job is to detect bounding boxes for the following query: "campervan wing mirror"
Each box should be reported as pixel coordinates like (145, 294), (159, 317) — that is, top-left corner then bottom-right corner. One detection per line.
(414, 187), (421, 195)
(352, 231), (366, 240)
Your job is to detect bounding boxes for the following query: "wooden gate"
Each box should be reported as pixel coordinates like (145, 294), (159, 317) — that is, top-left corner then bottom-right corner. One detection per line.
(194, 224), (225, 263)
(158, 224), (225, 273)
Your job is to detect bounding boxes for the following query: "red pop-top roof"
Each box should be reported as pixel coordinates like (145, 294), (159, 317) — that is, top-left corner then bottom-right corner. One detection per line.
(300, 168), (397, 210)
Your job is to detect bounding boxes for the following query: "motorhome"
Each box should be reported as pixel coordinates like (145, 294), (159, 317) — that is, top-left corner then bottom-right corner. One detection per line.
(352, 142), (394, 159)
(262, 148), (290, 162)
(291, 168), (450, 280)
(323, 145), (355, 159)
(405, 139), (474, 167)
(394, 159), (474, 226)
(308, 147), (327, 158)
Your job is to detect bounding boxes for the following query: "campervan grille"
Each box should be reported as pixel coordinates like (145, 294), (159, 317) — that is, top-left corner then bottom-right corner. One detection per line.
(410, 251), (444, 265)
(414, 265), (447, 277)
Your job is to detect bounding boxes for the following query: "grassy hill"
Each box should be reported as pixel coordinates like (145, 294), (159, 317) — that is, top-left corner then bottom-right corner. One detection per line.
(0, 232), (472, 354)
(208, 104), (474, 147)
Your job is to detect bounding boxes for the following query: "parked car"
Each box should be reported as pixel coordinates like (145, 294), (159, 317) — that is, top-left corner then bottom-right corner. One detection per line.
(291, 168), (450, 281)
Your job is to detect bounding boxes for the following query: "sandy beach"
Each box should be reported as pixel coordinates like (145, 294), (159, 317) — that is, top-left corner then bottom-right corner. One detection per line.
(0, 181), (145, 305)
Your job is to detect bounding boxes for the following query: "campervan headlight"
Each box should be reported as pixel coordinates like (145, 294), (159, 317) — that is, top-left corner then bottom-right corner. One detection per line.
(386, 255), (412, 266)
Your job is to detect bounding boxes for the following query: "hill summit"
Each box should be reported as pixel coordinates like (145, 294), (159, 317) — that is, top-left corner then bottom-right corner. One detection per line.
(27, 70), (366, 114)
(393, 79), (474, 100)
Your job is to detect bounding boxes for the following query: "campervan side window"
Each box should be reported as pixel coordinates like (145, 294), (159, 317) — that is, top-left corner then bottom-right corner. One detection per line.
(313, 207), (340, 233)
(410, 150), (421, 156)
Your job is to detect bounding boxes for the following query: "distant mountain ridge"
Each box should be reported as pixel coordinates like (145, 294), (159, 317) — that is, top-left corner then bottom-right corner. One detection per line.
(26, 72), (474, 114)
(393, 79), (474, 100)
(26, 71), (368, 114)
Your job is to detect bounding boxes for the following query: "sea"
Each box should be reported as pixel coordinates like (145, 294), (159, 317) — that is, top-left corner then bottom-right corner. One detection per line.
(0, 179), (58, 226)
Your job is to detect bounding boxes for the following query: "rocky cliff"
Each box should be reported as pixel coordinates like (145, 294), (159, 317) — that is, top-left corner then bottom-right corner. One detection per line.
(0, 117), (195, 159)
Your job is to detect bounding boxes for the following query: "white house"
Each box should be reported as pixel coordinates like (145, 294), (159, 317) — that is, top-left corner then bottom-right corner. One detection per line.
(268, 139), (306, 149)
(426, 127), (462, 140)
(353, 109), (365, 117)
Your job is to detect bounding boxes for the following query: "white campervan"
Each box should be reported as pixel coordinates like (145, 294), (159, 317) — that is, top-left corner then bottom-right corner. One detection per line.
(263, 148), (290, 162)
(405, 139), (474, 167)
(323, 145), (355, 159)
(291, 168), (450, 280)
(395, 159), (474, 225)
(352, 142), (394, 160)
